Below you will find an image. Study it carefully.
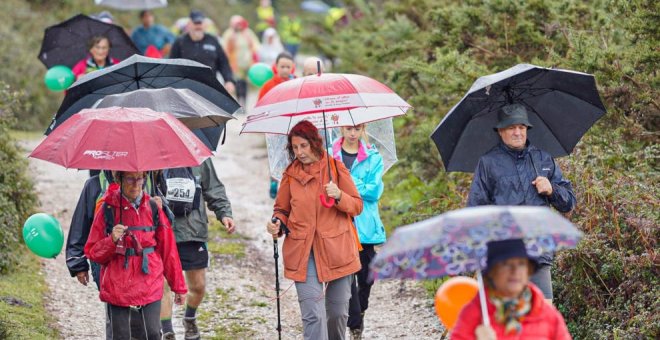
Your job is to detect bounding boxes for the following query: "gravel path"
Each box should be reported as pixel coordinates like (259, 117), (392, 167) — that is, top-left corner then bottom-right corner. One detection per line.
(25, 88), (443, 339)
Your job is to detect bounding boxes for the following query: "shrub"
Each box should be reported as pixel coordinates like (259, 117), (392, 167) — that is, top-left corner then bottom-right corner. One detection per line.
(0, 84), (38, 274)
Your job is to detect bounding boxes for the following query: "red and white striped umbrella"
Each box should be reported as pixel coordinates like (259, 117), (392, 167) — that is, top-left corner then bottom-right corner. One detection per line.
(241, 73), (412, 134)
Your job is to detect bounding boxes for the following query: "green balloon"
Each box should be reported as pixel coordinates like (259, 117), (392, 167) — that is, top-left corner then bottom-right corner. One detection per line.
(22, 213), (64, 258)
(248, 63), (274, 87)
(44, 65), (75, 92)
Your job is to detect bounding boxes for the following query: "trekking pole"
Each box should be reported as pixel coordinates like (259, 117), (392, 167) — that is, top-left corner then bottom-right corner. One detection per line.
(272, 218), (282, 340)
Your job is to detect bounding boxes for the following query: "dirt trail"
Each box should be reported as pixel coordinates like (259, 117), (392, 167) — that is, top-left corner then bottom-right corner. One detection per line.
(25, 88), (442, 339)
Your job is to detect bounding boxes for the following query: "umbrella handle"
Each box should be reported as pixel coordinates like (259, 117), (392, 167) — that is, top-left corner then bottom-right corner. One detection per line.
(319, 194), (335, 208)
(476, 271), (491, 326)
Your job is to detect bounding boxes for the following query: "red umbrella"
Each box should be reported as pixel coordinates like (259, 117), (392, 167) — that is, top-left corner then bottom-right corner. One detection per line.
(241, 73), (412, 135)
(30, 107), (211, 171)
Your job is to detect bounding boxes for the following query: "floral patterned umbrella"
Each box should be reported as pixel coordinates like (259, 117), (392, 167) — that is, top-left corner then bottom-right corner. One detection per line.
(370, 205), (582, 281)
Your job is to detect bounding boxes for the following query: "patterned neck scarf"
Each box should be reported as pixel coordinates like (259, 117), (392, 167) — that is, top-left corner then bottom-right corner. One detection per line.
(490, 286), (532, 334)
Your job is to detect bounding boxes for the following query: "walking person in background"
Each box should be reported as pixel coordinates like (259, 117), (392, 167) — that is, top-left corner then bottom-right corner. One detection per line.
(266, 120), (363, 340)
(451, 239), (572, 339)
(330, 124), (386, 340)
(467, 103), (576, 304)
(131, 10), (175, 57)
(84, 171), (187, 339)
(278, 12), (302, 58)
(302, 56), (324, 76)
(72, 35), (119, 179)
(72, 35), (120, 80)
(222, 15), (260, 107)
(158, 159), (235, 340)
(258, 27), (284, 67)
(255, 0), (276, 39)
(170, 10), (236, 95)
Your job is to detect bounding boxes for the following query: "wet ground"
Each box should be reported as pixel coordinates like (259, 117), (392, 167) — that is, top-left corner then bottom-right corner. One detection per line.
(24, 86), (443, 339)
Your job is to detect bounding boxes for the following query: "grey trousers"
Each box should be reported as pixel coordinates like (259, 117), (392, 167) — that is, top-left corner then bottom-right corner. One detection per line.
(295, 253), (352, 340)
(530, 264), (553, 299)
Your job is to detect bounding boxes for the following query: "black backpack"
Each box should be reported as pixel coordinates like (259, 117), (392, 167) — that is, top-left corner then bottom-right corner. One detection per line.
(161, 167), (201, 216)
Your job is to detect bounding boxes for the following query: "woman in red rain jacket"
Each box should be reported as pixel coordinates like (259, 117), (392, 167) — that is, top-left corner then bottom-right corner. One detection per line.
(85, 171), (187, 339)
(452, 239), (572, 340)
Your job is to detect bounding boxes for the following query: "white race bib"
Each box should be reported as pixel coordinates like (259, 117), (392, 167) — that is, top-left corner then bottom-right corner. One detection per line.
(166, 178), (196, 203)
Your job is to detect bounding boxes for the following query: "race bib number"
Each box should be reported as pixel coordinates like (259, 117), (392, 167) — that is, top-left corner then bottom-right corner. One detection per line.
(166, 178), (196, 203)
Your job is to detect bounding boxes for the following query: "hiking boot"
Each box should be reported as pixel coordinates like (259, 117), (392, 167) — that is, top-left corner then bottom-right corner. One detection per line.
(162, 332), (176, 340)
(182, 317), (200, 340)
(349, 327), (363, 340)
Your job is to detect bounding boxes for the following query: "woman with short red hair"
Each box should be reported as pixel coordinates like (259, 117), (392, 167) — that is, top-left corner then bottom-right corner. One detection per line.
(267, 120), (364, 340)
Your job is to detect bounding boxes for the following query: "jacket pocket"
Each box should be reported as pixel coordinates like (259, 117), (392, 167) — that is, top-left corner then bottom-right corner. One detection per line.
(283, 232), (307, 271)
(320, 227), (355, 269)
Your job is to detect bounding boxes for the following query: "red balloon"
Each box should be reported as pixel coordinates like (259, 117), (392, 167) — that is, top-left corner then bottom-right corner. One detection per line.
(434, 276), (479, 330)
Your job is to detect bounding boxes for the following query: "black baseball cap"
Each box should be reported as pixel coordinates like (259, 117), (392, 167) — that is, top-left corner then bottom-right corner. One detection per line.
(189, 10), (205, 24)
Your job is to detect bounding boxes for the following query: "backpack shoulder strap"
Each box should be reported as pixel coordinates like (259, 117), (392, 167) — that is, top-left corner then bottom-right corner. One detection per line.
(102, 202), (114, 235)
(149, 199), (160, 228)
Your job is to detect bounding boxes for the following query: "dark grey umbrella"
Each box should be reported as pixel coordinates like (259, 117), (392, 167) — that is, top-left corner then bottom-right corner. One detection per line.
(431, 64), (606, 172)
(48, 55), (242, 150)
(38, 14), (139, 69)
(92, 88), (236, 130)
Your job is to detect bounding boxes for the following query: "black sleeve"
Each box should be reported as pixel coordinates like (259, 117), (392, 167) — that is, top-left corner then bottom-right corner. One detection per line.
(169, 37), (182, 59)
(213, 38), (234, 83)
(65, 177), (101, 277)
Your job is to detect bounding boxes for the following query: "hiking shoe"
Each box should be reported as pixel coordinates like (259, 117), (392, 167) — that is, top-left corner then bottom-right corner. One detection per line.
(182, 317), (200, 340)
(350, 327), (363, 340)
(162, 332), (176, 340)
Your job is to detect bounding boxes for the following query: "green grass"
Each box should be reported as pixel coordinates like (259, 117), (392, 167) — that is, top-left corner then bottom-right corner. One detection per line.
(0, 250), (58, 339)
(207, 242), (246, 259)
(8, 130), (43, 141)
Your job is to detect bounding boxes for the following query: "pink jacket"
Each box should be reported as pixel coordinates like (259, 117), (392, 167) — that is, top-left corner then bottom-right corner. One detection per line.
(452, 283), (572, 340)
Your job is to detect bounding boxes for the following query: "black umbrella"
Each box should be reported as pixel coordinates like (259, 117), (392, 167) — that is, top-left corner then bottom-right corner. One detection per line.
(48, 55), (242, 150)
(92, 88), (236, 130)
(431, 63), (606, 172)
(38, 14), (139, 69)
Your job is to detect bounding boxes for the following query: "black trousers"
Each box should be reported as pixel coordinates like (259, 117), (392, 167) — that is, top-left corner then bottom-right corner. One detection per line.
(347, 244), (377, 330)
(108, 300), (161, 340)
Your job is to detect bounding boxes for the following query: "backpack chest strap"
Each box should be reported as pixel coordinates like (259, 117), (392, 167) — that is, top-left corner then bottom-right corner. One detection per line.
(123, 247), (155, 274)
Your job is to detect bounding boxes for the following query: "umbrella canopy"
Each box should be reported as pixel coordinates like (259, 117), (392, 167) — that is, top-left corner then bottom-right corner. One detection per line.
(94, 0), (167, 10)
(266, 118), (398, 181)
(301, 0), (331, 14)
(30, 107), (211, 171)
(38, 14), (139, 69)
(241, 73), (411, 135)
(47, 55), (241, 150)
(431, 64), (607, 172)
(92, 88), (236, 130)
(369, 206), (582, 281)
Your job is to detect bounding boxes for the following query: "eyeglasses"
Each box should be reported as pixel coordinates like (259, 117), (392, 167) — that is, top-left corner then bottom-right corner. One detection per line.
(123, 177), (146, 185)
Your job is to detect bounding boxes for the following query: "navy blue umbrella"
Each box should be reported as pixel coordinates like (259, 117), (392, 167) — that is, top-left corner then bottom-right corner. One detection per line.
(431, 64), (606, 172)
(48, 55), (241, 150)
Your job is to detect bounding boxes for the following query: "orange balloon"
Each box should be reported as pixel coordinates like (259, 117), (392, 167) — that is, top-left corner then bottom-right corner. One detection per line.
(434, 276), (479, 330)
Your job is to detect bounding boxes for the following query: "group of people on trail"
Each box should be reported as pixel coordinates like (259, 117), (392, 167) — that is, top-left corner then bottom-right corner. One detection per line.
(263, 104), (575, 339)
(60, 5), (578, 340)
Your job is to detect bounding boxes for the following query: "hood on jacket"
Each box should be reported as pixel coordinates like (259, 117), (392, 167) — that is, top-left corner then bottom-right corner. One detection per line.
(331, 138), (377, 165)
(102, 182), (146, 208)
